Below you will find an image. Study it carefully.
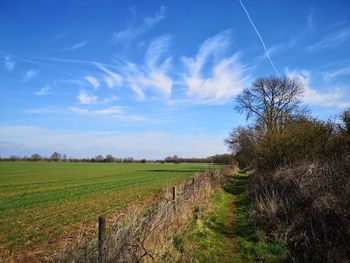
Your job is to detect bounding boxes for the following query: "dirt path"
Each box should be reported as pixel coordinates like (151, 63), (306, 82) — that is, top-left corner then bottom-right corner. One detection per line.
(179, 172), (288, 262)
(223, 173), (289, 263)
(178, 175), (244, 262)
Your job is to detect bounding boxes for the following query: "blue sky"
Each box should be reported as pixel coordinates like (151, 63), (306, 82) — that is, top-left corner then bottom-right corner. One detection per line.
(1, 0), (350, 159)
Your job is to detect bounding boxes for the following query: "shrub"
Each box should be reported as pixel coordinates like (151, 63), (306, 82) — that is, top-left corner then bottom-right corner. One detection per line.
(250, 154), (350, 262)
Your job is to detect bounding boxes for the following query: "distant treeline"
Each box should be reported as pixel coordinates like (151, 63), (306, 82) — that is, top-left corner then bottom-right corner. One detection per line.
(0, 153), (234, 165)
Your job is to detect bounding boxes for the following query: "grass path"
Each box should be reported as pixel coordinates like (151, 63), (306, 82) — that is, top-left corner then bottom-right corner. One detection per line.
(178, 172), (288, 262)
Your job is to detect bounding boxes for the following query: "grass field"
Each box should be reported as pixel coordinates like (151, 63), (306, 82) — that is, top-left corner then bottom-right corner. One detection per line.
(0, 162), (212, 254)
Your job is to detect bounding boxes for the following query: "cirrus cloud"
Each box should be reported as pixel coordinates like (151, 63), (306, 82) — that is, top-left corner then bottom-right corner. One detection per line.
(69, 106), (144, 121)
(35, 84), (51, 96)
(96, 35), (173, 99)
(23, 69), (40, 81)
(112, 5), (166, 44)
(182, 31), (251, 104)
(77, 90), (98, 104)
(286, 68), (350, 109)
(4, 56), (15, 71)
(85, 76), (100, 90)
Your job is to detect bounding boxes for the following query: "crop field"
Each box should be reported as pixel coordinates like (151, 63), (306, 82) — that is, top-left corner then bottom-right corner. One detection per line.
(0, 162), (213, 254)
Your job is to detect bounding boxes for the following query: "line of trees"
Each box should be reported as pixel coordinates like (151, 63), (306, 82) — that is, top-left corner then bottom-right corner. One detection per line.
(164, 154), (234, 164)
(0, 153), (234, 164)
(0, 153), (135, 163)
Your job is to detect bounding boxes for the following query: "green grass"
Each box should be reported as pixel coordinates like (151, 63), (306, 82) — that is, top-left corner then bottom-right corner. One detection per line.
(178, 171), (288, 263)
(177, 191), (241, 263)
(230, 172), (288, 263)
(0, 162), (212, 253)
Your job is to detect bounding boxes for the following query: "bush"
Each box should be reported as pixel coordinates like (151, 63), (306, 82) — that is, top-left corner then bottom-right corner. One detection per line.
(250, 154), (350, 262)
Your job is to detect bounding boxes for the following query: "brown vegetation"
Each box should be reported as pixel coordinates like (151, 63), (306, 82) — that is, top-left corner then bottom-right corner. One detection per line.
(250, 156), (350, 262)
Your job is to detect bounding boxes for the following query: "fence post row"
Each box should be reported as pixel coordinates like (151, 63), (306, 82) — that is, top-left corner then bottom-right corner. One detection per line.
(98, 216), (106, 263)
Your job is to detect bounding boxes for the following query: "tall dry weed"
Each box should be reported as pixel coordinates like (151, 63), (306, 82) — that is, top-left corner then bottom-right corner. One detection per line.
(250, 155), (350, 262)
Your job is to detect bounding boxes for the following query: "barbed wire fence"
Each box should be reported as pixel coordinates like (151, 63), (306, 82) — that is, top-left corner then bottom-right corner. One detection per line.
(54, 167), (232, 263)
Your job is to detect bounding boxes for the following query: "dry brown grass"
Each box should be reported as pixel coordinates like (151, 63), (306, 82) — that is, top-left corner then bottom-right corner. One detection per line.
(250, 154), (350, 262)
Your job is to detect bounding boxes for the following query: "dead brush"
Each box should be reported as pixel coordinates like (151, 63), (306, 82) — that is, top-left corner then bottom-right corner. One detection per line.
(250, 155), (350, 262)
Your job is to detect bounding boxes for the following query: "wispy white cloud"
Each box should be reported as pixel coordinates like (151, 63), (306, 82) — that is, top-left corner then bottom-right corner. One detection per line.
(238, 0), (279, 75)
(77, 90), (116, 104)
(2, 53), (79, 78)
(145, 5), (166, 27)
(306, 27), (350, 52)
(35, 84), (51, 96)
(145, 34), (170, 67)
(77, 90), (98, 104)
(128, 35), (172, 98)
(52, 33), (67, 41)
(306, 12), (315, 32)
(104, 76), (122, 89)
(69, 106), (144, 121)
(40, 47), (172, 99)
(97, 35), (173, 99)
(23, 69), (40, 81)
(85, 76), (100, 90)
(112, 5), (166, 43)
(257, 12), (313, 62)
(103, 96), (117, 103)
(182, 31), (250, 104)
(286, 68), (350, 108)
(69, 106), (123, 115)
(62, 41), (87, 51)
(4, 56), (15, 71)
(323, 66), (350, 81)
(96, 64), (123, 89)
(112, 29), (137, 44)
(257, 38), (296, 61)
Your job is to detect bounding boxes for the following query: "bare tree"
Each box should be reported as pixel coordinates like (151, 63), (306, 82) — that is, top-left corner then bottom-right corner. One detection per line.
(225, 126), (257, 168)
(50, 152), (62, 162)
(339, 108), (350, 136)
(235, 76), (305, 133)
(105, 154), (115, 163)
(31, 153), (42, 162)
(94, 155), (104, 162)
(123, 157), (134, 163)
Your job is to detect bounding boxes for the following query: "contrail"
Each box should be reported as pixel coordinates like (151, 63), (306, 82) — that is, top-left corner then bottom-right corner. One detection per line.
(0, 51), (78, 78)
(238, 0), (280, 75)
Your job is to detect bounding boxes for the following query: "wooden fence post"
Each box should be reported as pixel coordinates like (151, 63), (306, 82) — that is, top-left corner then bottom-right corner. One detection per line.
(172, 186), (176, 211)
(192, 178), (195, 199)
(98, 216), (106, 263)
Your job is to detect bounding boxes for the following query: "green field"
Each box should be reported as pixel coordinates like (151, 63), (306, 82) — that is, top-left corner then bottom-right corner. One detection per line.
(0, 162), (212, 254)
